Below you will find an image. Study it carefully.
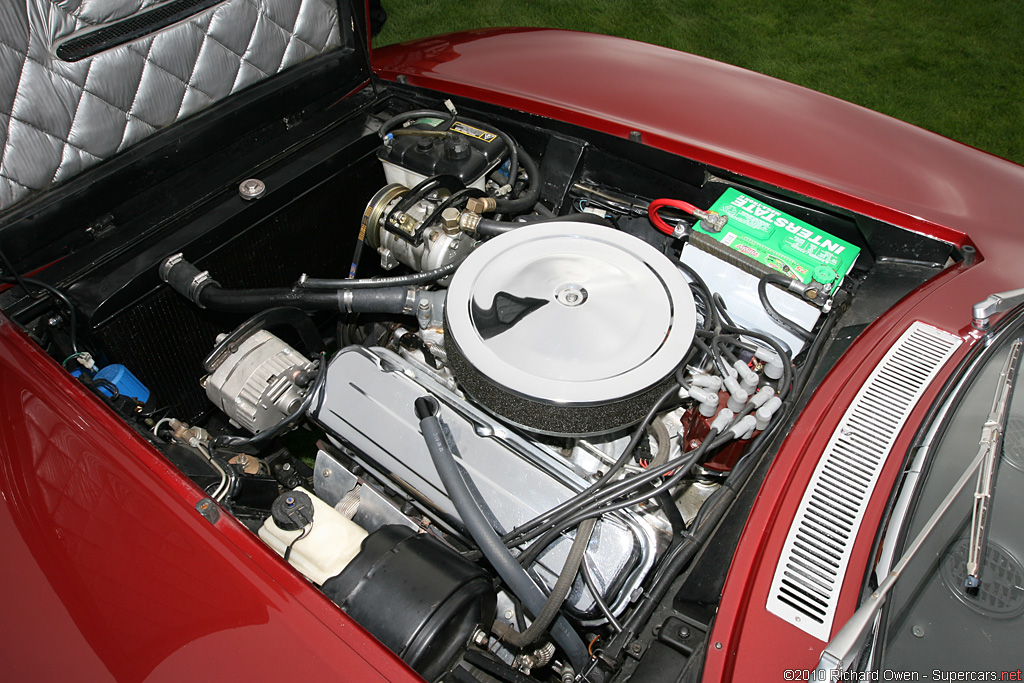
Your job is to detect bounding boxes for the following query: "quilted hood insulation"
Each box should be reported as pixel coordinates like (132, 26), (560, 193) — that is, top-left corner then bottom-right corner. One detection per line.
(0, 0), (347, 210)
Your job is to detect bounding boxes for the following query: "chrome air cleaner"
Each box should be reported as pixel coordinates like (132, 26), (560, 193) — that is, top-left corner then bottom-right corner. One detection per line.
(445, 222), (696, 436)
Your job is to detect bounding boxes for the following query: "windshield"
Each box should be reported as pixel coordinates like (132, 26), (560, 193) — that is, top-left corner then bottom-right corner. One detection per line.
(879, 323), (1024, 673)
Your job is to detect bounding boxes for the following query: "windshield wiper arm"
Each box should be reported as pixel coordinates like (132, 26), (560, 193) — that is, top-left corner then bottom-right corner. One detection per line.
(966, 337), (1021, 591)
(814, 337), (1023, 678)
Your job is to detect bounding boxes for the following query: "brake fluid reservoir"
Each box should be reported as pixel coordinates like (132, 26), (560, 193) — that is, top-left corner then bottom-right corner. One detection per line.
(258, 487), (367, 585)
(379, 118), (508, 190)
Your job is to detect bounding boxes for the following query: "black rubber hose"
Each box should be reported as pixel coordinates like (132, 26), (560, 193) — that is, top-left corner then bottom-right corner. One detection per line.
(713, 292), (737, 328)
(496, 517), (597, 649)
(159, 256), (416, 314)
(378, 108), (457, 139)
(418, 186), (486, 232)
(657, 491), (687, 538)
(581, 559), (622, 633)
(414, 397), (589, 670)
(493, 146), (540, 215)
(298, 262), (459, 289)
(758, 275), (815, 342)
(476, 211), (614, 237)
(392, 174), (465, 218)
(596, 478), (739, 675)
(199, 285), (411, 314)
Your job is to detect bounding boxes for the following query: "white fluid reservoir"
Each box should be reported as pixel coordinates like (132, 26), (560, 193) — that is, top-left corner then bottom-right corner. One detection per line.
(258, 486), (368, 585)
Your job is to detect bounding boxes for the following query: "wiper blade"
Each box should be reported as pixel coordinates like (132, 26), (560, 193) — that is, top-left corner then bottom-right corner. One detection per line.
(966, 337), (1021, 592)
(814, 338), (1023, 678)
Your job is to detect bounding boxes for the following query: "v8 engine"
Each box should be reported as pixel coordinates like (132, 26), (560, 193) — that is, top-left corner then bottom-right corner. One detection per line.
(146, 104), (861, 681)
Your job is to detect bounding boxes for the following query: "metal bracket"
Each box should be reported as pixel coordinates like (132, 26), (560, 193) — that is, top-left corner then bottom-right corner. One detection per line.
(195, 498), (220, 524)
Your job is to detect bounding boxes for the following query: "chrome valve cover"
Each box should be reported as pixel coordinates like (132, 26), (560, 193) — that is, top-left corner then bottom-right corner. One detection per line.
(310, 345), (656, 620)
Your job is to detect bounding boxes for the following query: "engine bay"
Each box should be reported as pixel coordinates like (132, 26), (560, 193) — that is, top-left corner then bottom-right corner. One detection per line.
(0, 89), (961, 682)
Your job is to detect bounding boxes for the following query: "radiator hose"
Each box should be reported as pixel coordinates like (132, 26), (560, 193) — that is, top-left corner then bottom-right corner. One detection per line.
(159, 254), (417, 315)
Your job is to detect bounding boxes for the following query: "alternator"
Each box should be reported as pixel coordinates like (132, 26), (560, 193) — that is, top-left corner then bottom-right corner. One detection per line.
(205, 330), (313, 433)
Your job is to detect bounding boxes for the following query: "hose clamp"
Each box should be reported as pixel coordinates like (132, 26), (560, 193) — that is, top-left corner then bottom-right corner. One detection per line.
(403, 288), (419, 315)
(341, 290), (354, 314)
(158, 253), (184, 281)
(188, 270), (217, 308)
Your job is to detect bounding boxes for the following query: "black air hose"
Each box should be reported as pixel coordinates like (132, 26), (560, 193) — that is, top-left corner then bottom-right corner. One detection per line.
(475, 211), (614, 237)
(496, 517), (596, 649)
(493, 146), (540, 215)
(159, 255), (415, 315)
(298, 262), (460, 290)
(414, 396), (590, 670)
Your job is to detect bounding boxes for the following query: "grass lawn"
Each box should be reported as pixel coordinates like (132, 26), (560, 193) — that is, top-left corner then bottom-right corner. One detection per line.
(373, 1), (1024, 166)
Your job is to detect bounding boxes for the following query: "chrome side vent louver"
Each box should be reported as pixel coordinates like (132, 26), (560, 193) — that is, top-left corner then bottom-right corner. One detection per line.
(766, 322), (962, 641)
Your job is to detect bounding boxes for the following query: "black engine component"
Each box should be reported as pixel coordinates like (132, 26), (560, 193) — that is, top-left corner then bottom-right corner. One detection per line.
(322, 525), (496, 681)
(379, 118), (508, 187)
(270, 490), (314, 531)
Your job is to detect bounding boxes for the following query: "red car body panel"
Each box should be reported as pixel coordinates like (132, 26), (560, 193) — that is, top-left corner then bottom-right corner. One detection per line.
(371, 28), (1024, 680)
(0, 317), (420, 681)
(3, 25), (1024, 681)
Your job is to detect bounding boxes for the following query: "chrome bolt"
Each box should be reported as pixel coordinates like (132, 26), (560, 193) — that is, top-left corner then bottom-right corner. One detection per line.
(554, 283), (588, 307)
(238, 178), (266, 200)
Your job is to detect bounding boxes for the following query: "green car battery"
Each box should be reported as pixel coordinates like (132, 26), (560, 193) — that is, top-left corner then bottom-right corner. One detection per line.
(692, 187), (860, 296)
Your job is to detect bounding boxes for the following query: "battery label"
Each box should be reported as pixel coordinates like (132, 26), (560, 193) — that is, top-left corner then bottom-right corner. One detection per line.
(450, 121), (498, 143)
(694, 188), (860, 292)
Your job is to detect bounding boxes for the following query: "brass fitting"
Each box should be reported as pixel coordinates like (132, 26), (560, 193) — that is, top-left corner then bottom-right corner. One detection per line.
(465, 196), (497, 215)
(440, 207), (462, 234)
(458, 212), (482, 233)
